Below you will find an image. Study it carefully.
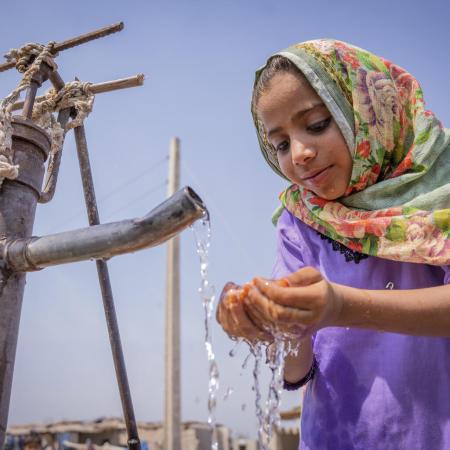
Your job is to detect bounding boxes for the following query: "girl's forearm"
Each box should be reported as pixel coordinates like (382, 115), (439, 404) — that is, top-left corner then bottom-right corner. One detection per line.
(283, 336), (314, 383)
(334, 283), (450, 336)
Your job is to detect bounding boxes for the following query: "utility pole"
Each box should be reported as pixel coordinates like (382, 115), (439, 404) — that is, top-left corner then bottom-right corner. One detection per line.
(164, 138), (181, 450)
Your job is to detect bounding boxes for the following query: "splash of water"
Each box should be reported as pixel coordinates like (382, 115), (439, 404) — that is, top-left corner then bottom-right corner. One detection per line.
(192, 213), (219, 450)
(250, 334), (299, 450)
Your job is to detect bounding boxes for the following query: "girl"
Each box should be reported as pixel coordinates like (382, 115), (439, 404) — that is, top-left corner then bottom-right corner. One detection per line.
(217, 39), (450, 450)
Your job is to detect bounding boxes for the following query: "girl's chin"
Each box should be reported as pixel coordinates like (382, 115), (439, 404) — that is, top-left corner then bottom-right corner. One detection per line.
(309, 186), (344, 201)
(292, 180), (345, 200)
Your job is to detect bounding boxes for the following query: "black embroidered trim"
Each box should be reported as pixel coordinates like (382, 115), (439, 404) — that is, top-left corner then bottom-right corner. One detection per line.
(317, 232), (369, 264)
(283, 356), (318, 391)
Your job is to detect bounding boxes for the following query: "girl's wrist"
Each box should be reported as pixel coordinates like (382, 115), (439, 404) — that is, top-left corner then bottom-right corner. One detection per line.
(330, 282), (369, 328)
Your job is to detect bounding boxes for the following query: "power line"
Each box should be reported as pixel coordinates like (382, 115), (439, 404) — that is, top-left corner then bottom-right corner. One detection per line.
(48, 156), (168, 232)
(95, 156), (168, 205)
(102, 180), (167, 222)
(181, 161), (256, 272)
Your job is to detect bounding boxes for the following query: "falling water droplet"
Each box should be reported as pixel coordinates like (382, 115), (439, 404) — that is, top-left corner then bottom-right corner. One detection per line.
(242, 351), (252, 369)
(229, 338), (243, 357)
(223, 386), (234, 401)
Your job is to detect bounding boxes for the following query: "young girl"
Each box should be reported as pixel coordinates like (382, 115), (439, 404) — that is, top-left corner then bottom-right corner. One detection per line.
(217, 39), (450, 449)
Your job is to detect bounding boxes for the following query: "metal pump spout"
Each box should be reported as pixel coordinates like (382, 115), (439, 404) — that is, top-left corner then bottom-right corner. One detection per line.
(1, 186), (207, 272)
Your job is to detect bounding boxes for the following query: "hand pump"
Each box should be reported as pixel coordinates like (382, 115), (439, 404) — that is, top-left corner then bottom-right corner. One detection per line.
(0, 22), (207, 449)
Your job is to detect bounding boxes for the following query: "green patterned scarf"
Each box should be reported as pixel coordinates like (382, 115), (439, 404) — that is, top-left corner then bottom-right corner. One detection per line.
(253, 39), (449, 265)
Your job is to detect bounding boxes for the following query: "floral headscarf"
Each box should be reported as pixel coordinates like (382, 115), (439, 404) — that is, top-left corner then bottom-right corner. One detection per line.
(253, 39), (449, 265)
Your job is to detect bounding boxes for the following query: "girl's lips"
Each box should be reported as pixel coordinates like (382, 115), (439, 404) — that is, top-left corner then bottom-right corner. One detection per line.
(305, 165), (333, 186)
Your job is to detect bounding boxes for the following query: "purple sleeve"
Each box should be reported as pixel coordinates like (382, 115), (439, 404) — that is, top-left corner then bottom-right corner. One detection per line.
(443, 266), (450, 284)
(271, 209), (306, 279)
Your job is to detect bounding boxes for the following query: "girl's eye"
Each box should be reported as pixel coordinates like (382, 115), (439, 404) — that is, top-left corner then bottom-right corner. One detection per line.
(275, 140), (289, 153)
(307, 117), (332, 134)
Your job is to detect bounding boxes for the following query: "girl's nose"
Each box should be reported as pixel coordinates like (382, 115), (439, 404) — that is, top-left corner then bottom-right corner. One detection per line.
(291, 139), (316, 166)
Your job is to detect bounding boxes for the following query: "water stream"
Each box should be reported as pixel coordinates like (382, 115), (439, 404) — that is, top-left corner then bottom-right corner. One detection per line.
(193, 213), (299, 450)
(248, 336), (288, 450)
(192, 213), (219, 450)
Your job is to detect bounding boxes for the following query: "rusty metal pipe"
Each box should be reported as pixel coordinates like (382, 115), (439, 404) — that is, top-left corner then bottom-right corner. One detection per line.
(0, 118), (51, 447)
(0, 22), (124, 73)
(2, 186), (206, 272)
(12, 74), (146, 112)
(21, 80), (39, 119)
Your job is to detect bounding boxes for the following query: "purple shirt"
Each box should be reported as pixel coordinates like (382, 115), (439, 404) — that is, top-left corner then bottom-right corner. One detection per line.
(272, 209), (450, 450)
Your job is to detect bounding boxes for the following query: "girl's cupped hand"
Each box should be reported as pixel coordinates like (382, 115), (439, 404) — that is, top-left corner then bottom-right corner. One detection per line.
(216, 267), (342, 342)
(245, 267), (343, 337)
(216, 281), (273, 344)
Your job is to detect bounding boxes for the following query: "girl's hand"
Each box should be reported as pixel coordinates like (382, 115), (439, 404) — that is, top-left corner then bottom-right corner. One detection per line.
(216, 282), (273, 344)
(245, 267), (343, 336)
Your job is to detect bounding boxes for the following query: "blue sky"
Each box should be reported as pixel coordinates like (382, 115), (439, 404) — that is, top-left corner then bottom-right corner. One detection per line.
(2, 0), (449, 439)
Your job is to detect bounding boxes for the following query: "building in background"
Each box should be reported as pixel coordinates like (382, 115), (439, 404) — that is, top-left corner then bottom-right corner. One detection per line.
(5, 418), (299, 450)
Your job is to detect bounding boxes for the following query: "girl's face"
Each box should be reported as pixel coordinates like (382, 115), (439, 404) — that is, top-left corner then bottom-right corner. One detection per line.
(256, 71), (352, 200)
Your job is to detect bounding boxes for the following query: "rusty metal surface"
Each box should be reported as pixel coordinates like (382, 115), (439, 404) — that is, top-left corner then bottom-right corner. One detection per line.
(11, 116), (51, 154)
(21, 62), (55, 118)
(21, 80), (40, 119)
(0, 22), (124, 73)
(12, 74), (146, 112)
(52, 22), (124, 53)
(11, 117), (50, 196)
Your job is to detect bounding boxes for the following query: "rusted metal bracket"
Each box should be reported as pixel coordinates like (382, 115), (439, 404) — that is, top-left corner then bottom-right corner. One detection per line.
(37, 73), (145, 204)
(0, 22), (124, 73)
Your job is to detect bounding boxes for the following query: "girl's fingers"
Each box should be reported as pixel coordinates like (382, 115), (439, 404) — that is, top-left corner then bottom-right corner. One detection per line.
(246, 286), (312, 326)
(220, 282), (240, 301)
(284, 266), (323, 286)
(217, 288), (272, 342)
(244, 295), (274, 333)
(253, 277), (316, 309)
(230, 302), (272, 342)
(217, 282), (240, 323)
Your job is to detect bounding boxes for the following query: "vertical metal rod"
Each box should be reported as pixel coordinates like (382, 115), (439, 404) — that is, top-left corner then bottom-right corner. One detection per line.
(21, 80), (40, 119)
(21, 63), (55, 120)
(164, 138), (181, 450)
(73, 124), (141, 450)
(48, 70), (66, 90)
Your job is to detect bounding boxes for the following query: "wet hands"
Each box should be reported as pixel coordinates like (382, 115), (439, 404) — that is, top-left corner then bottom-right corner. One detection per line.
(217, 267), (342, 343)
(248, 267), (343, 336)
(216, 281), (273, 344)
